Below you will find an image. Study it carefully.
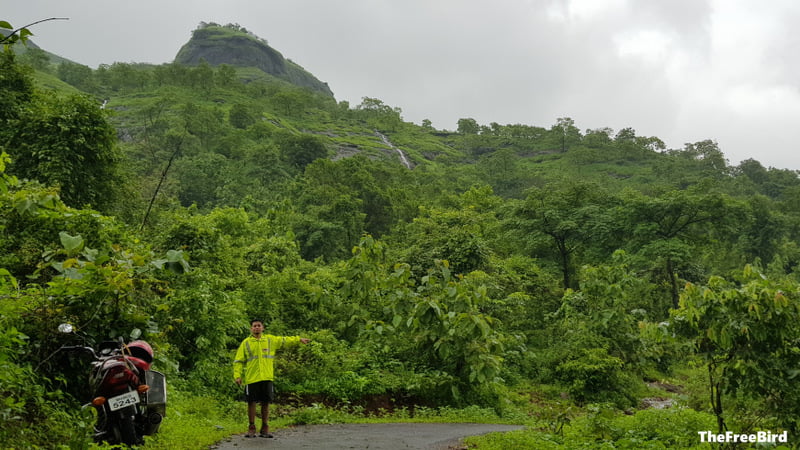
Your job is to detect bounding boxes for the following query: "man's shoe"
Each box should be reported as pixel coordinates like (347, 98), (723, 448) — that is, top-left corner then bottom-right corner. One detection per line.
(245, 424), (257, 438)
(259, 425), (274, 438)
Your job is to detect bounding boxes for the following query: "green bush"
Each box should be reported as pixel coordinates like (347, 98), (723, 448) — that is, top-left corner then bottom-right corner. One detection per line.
(277, 330), (404, 402)
(0, 328), (94, 448)
(606, 407), (718, 448)
(555, 347), (639, 407)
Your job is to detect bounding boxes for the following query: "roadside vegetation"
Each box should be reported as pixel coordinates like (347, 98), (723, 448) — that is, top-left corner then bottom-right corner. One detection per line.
(2, 21), (800, 449)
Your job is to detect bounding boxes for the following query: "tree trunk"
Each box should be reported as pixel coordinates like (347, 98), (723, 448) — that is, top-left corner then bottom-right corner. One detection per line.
(666, 257), (679, 309)
(140, 141), (182, 231)
(709, 361), (726, 434)
(557, 239), (571, 290)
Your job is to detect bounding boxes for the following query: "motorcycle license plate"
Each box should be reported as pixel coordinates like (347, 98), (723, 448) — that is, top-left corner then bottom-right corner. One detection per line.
(108, 391), (140, 411)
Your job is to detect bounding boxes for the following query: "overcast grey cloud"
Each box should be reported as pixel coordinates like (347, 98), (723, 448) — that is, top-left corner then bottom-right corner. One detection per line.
(6, 0), (799, 170)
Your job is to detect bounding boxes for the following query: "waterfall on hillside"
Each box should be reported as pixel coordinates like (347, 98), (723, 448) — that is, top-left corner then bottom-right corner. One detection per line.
(375, 131), (412, 169)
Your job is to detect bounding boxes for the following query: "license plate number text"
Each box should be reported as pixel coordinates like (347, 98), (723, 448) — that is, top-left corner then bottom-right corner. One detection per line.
(108, 391), (139, 411)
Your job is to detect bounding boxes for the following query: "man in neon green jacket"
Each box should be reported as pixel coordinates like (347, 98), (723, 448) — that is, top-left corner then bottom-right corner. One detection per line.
(233, 318), (310, 438)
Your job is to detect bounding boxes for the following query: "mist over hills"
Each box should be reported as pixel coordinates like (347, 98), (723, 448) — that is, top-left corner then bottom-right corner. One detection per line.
(7, 22), (333, 97)
(8, 19), (800, 197)
(1, 26), (78, 66)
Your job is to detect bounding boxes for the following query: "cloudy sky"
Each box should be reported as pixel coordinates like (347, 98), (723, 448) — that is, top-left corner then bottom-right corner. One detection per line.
(6, 0), (800, 170)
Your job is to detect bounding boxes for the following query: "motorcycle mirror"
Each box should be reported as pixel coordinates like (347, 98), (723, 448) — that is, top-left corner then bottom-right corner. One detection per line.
(130, 328), (142, 340)
(58, 323), (74, 334)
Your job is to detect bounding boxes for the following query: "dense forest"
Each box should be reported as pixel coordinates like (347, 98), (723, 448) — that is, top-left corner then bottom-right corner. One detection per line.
(3, 22), (800, 448)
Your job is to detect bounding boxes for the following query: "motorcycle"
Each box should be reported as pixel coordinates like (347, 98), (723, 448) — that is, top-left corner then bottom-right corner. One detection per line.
(58, 323), (167, 446)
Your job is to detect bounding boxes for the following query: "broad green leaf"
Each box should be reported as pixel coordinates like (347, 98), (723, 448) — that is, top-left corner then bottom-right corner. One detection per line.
(59, 231), (84, 255)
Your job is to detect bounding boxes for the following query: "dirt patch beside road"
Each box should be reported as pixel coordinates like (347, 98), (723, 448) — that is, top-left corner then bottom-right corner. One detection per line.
(211, 422), (525, 450)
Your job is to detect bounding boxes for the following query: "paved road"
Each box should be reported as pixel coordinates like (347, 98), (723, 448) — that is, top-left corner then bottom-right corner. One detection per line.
(210, 422), (525, 450)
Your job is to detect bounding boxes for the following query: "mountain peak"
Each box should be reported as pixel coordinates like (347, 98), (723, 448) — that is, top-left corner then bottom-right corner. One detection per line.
(174, 22), (333, 96)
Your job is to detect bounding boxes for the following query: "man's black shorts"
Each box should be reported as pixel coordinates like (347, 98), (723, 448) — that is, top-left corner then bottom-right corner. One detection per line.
(245, 380), (275, 404)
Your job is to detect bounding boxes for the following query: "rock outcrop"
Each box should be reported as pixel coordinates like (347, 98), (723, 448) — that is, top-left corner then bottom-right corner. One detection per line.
(174, 24), (333, 96)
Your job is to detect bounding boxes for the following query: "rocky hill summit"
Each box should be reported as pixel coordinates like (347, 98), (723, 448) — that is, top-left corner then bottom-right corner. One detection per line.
(174, 22), (334, 96)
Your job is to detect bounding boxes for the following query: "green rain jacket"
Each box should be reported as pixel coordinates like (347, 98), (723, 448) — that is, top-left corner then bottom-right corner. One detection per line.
(233, 334), (301, 385)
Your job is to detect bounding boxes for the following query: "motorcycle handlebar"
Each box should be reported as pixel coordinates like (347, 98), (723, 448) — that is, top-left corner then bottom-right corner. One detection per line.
(60, 345), (100, 359)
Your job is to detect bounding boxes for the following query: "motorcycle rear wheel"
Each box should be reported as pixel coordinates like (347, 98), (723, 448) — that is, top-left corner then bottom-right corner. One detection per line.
(118, 413), (140, 446)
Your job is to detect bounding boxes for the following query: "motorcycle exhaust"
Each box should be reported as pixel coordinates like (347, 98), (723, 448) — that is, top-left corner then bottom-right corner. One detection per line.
(149, 412), (163, 425)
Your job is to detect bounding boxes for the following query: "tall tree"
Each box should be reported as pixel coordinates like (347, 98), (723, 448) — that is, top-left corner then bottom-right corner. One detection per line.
(356, 97), (403, 132)
(509, 181), (614, 289)
(276, 132), (328, 170)
(390, 205), (492, 277)
(57, 62), (96, 92)
(181, 102), (226, 150)
(6, 90), (120, 210)
(228, 103), (257, 129)
(551, 117), (581, 152)
(672, 266), (800, 433)
(0, 50), (33, 130)
(457, 118), (481, 135)
(619, 188), (728, 309)
(214, 63), (237, 87)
